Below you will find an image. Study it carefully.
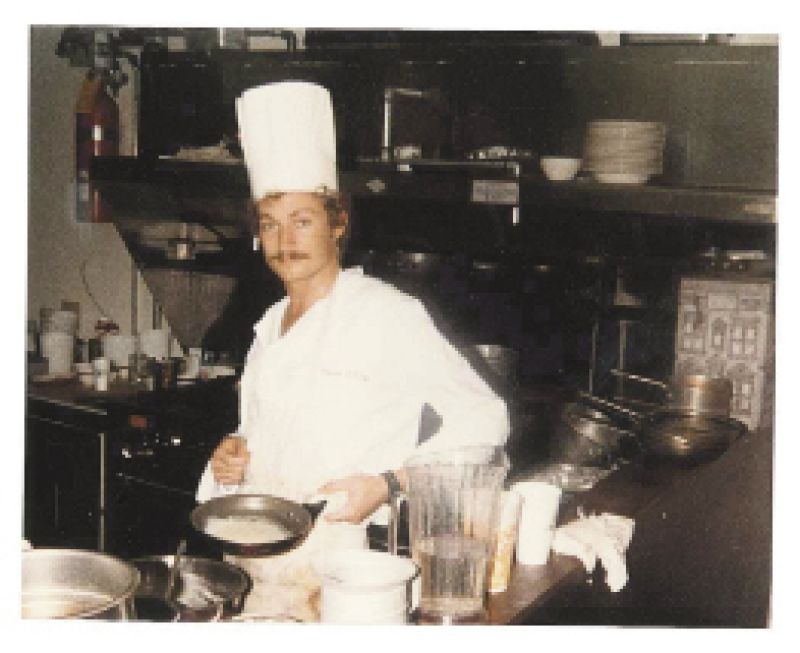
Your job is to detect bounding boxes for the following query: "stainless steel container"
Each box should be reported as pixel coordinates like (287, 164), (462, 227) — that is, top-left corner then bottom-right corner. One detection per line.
(610, 369), (733, 418)
(670, 374), (733, 418)
(22, 549), (139, 620)
(472, 344), (519, 382)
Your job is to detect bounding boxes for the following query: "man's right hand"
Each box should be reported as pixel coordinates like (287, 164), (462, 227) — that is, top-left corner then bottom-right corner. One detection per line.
(211, 435), (250, 486)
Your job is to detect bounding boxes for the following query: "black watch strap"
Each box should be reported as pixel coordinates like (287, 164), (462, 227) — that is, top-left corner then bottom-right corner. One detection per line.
(380, 470), (402, 503)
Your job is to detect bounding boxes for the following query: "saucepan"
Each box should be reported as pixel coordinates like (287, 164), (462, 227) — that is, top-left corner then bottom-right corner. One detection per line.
(22, 549), (139, 620)
(609, 369), (733, 418)
(190, 494), (327, 557)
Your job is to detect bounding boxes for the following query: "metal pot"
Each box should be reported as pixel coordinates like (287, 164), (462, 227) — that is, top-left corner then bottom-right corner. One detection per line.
(610, 369), (733, 418)
(22, 549), (139, 620)
(670, 374), (733, 417)
(132, 555), (251, 622)
(464, 344), (519, 384)
(190, 494), (327, 557)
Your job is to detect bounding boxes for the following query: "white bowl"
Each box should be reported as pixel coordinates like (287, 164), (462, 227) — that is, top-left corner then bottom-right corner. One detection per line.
(540, 156), (582, 181)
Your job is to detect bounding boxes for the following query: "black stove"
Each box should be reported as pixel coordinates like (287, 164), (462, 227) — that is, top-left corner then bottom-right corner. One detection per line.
(103, 379), (239, 559)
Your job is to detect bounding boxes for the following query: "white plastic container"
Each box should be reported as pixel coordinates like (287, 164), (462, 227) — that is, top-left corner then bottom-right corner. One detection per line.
(139, 329), (169, 360)
(102, 334), (136, 370)
(41, 332), (74, 376)
(92, 357), (111, 392)
(313, 550), (418, 625)
(44, 310), (78, 335)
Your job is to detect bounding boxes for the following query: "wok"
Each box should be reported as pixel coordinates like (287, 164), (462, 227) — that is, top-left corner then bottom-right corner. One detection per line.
(190, 494), (327, 557)
(637, 409), (747, 463)
(578, 391), (748, 465)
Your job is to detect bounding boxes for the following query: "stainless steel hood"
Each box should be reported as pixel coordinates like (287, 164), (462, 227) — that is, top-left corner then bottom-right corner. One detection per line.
(92, 157), (257, 350)
(91, 154), (776, 351)
(139, 268), (237, 349)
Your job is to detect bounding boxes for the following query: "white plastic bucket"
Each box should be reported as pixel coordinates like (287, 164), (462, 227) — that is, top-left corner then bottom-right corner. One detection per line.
(313, 550), (418, 625)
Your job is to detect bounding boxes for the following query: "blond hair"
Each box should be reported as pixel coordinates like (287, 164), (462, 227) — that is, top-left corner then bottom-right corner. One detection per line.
(249, 190), (351, 256)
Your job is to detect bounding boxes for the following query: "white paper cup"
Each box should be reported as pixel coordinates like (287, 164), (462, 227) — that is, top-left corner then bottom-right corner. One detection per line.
(489, 490), (522, 593)
(512, 481), (562, 566)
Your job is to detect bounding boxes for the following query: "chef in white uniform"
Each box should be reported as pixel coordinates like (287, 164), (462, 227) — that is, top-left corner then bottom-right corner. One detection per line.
(194, 80), (508, 617)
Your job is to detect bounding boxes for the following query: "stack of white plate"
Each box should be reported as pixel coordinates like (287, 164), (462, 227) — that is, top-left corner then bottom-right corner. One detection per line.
(582, 120), (666, 184)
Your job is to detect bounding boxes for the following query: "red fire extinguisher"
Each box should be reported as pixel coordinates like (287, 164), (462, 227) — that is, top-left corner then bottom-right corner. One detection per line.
(75, 72), (119, 223)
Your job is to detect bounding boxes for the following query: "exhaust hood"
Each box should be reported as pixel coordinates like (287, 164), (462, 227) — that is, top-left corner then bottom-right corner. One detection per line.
(91, 156), (259, 351)
(91, 151), (775, 356)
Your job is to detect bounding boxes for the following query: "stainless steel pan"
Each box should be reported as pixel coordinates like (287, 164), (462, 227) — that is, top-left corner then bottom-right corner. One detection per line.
(190, 494), (327, 556)
(636, 408), (747, 463)
(579, 391), (747, 464)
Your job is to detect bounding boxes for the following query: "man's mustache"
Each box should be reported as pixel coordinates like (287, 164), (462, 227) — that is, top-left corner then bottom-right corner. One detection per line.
(268, 251), (310, 262)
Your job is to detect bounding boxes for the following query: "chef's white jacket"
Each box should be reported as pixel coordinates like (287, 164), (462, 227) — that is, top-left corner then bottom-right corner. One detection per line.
(196, 266), (509, 509)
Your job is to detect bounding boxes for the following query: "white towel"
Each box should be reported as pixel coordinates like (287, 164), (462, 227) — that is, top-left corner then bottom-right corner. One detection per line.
(551, 511), (635, 592)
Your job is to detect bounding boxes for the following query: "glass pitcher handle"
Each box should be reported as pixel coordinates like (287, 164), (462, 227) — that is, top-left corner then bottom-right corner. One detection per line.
(387, 492), (406, 556)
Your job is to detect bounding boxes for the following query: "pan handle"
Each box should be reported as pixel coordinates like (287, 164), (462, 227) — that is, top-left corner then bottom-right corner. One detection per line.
(303, 499), (328, 522)
(576, 390), (643, 423)
(387, 493), (407, 556)
(609, 369), (671, 396)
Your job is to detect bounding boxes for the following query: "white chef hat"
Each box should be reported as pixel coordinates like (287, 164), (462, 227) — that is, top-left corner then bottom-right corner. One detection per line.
(235, 80), (338, 199)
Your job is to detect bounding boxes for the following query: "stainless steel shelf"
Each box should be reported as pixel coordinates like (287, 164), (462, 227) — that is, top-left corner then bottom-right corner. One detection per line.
(91, 157), (777, 226)
(520, 177), (776, 225)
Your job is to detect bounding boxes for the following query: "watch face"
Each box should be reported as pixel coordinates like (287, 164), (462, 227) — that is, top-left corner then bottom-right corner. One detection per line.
(382, 471), (400, 498)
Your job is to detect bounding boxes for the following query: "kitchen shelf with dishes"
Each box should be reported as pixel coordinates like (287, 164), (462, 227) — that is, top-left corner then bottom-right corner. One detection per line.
(92, 156), (777, 227)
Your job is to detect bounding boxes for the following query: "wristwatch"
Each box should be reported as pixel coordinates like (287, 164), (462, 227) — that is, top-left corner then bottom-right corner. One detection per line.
(380, 470), (402, 503)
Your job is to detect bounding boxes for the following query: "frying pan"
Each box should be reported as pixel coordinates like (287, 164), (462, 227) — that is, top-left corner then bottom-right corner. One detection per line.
(190, 494), (327, 557)
(577, 391), (748, 465)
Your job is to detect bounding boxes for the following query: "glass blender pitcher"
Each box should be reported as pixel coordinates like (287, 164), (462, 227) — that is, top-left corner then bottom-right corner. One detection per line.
(404, 445), (508, 623)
